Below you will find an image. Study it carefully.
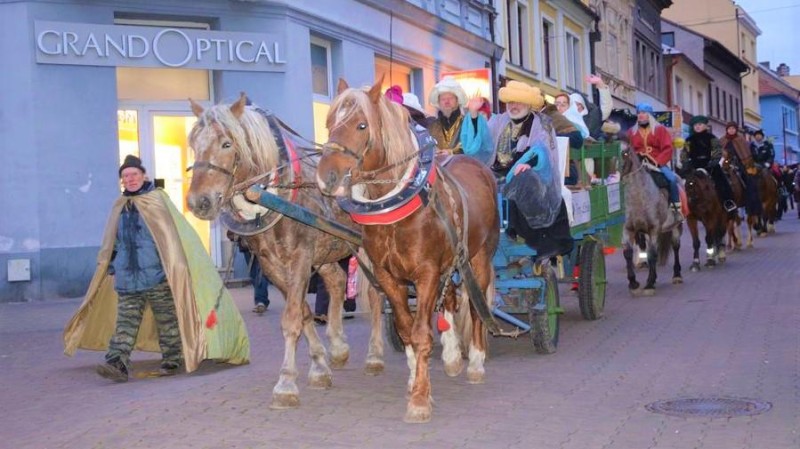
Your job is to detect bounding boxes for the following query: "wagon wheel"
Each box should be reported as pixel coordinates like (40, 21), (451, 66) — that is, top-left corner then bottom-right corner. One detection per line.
(578, 239), (607, 320)
(383, 309), (405, 353)
(529, 264), (560, 354)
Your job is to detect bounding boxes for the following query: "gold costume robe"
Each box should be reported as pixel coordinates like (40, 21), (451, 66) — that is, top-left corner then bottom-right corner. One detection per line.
(63, 189), (250, 373)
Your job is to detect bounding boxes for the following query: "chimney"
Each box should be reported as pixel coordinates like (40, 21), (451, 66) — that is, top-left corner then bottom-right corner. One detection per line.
(776, 63), (790, 76)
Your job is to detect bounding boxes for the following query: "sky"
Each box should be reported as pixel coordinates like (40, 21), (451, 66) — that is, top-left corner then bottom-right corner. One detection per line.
(733, 0), (800, 74)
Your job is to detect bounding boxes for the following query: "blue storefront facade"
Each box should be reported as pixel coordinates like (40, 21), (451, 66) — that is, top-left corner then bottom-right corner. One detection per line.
(0, 0), (498, 301)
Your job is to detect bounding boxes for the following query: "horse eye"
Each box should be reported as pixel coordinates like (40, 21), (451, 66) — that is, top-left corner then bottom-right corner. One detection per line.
(222, 141), (232, 149)
(357, 123), (367, 130)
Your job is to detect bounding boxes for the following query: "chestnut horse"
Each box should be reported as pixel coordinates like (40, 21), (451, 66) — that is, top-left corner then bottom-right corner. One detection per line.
(683, 169), (727, 271)
(722, 161), (757, 248)
(185, 94), (384, 410)
(316, 79), (500, 423)
(755, 167), (779, 235)
(620, 145), (683, 295)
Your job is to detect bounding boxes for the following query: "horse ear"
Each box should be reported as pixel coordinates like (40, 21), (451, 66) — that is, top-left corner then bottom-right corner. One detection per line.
(231, 92), (248, 118)
(189, 98), (204, 117)
(337, 78), (349, 95)
(367, 75), (384, 104)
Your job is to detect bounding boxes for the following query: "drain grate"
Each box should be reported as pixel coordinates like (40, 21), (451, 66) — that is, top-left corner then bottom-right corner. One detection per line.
(645, 397), (772, 418)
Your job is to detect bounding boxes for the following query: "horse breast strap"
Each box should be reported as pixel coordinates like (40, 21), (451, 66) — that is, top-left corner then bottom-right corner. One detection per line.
(338, 125), (438, 225)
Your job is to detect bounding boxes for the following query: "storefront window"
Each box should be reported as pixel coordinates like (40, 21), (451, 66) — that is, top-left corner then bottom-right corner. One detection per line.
(117, 109), (139, 165)
(311, 38), (333, 143)
(375, 57), (412, 94)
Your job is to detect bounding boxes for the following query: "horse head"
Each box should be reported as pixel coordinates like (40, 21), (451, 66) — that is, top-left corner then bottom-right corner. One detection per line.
(317, 77), (412, 198)
(619, 140), (638, 178)
(186, 93), (280, 220)
(684, 169), (714, 204)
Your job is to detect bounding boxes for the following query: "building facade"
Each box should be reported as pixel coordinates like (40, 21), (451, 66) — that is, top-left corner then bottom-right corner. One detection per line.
(498, 0), (598, 101)
(662, 0), (761, 130)
(758, 63), (800, 165)
(632, 0), (672, 109)
(0, 0), (499, 301)
(587, 0), (636, 109)
(661, 19), (746, 136)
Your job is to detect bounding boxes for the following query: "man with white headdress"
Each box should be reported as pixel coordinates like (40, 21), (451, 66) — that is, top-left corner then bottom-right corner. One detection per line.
(427, 76), (492, 163)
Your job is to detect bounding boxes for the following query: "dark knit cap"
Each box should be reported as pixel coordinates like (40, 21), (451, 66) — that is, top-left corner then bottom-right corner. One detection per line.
(689, 115), (708, 126)
(119, 154), (145, 176)
(725, 121), (739, 130)
(753, 129), (764, 136)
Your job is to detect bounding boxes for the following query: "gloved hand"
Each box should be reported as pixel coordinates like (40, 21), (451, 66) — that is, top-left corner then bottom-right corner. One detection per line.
(107, 263), (115, 276)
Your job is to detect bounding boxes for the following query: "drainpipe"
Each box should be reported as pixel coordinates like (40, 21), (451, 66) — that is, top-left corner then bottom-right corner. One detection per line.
(488, 0), (499, 112)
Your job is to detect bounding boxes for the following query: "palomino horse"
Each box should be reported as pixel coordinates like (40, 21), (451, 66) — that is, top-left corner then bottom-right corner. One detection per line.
(316, 79), (500, 423)
(185, 94), (384, 410)
(683, 169), (727, 271)
(620, 145), (683, 294)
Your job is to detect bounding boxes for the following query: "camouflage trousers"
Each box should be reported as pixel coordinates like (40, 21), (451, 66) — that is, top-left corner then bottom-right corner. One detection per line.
(106, 280), (183, 369)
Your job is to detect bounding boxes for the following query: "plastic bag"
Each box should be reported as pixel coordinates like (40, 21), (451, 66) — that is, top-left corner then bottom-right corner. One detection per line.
(503, 155), (562, 229)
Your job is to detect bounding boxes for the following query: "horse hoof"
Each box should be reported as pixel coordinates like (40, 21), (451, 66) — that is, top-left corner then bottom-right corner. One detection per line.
(270, 392), (300, 410)
(690, 263), (700, 272)
(747, 243), (754, 249)
(364, 360), (385, 376)
(404, 405), (432, 423)
(329, 351), (350, 369)
(308, 372), (333, 390)
(641, 288), (656, 297)
(704, 261), (716, 268)
(672, 277), (683, 284)
(466, 367), (486, 384)
(443, 359), (464, 378)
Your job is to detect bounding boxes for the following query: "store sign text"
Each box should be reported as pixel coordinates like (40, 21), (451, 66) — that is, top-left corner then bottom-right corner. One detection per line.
(35, 21), (286, 72)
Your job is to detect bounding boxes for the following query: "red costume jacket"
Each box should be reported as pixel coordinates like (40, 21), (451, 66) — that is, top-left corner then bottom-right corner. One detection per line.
(627, 124), (673, 167)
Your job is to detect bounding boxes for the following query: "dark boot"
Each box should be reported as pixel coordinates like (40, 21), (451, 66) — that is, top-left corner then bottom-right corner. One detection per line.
(158, 361), (182, 377)
(96, 358), (129, 383)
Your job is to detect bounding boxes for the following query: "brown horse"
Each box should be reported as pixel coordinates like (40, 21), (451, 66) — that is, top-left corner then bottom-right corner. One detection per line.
(620, 145), (683, 295)
(755, 167), (779, 235)
(683, 169), (727, 271)
(722, 161), (756, 248)
(185, 94), (384, 410)
(316, 79), (500, 423)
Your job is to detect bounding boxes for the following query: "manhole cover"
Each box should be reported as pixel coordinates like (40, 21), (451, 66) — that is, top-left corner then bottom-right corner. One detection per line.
(645, 397), (772, 418)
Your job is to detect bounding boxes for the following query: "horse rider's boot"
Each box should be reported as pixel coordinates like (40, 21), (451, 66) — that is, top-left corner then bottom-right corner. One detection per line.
(670, 202), (685, 224)
(724, 199), (737, 212)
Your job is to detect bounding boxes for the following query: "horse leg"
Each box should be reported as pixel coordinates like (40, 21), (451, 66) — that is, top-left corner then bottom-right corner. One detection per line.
(317, 263), (349, 369)
(364, 284), (385, 375)
(271, 284), (317, 409)
(642, 234), (659, 294)
(622, 240), (640, 291)
(746, 215), (756, 248)
(688, 218), (701, 272)
(672, 227), (683, 283)
(703, 228), (717, 268)
(374, 269), (414, 388)
(302, 297), (335, 389)
(404, 272), (438, 424)
(439, 282), (464, 378)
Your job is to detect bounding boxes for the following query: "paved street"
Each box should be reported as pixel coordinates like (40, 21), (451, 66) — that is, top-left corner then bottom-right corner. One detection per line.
(2, 217), (799, 449)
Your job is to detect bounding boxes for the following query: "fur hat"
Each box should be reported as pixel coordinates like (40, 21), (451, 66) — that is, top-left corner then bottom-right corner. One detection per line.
(119, 154), (145, 176)
(725, 121), (739, 130)
(498, 80), (544, 109)
(428, 76), (467, 108)
(402, 92), (425, 113)
(689, 115), (709, 126)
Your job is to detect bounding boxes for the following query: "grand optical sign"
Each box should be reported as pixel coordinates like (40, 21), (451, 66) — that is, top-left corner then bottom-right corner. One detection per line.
(35, 21), (286, 72)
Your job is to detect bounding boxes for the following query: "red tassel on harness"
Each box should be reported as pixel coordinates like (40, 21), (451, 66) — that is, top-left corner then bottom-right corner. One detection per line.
(436, 312), (451, 332)
(205, 309), (218, 329)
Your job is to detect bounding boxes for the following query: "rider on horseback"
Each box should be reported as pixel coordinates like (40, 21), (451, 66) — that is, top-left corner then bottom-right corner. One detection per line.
(720, 122), (762, 216)
(628, 102), (683, 224)
(681, 115), (738, 213)
(750, 129), (781, 180)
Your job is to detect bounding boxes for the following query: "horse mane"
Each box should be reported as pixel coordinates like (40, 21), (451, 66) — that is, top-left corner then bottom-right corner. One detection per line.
(328, 87), (414, 172)
(190, 104), (280, 175)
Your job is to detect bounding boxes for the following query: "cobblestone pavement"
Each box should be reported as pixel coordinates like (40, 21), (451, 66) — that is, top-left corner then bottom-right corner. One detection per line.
(1, 217), (798, 449)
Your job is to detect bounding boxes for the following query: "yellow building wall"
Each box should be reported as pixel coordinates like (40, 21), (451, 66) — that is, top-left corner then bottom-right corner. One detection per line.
(663, 0), (761, 126)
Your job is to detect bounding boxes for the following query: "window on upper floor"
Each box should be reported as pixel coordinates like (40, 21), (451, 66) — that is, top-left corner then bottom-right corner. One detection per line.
(688, 85), (694, 113)
(505, 0), (530, 69)
(607, 33), (619, 77)
(783, 106), (797, 132)
(565, 32), (581, 90)
(543, 18), (556, 80)
(735, 97), (740, 123)
(662, 32), (674, 48)
(675, 76), (683, 109)
(715, 86), (720, 118)
(698, 91), (704, 115)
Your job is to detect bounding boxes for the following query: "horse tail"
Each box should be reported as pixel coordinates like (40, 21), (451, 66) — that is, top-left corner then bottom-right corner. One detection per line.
(657, 231), (672, 266)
